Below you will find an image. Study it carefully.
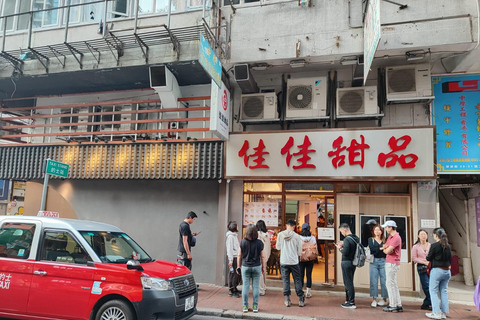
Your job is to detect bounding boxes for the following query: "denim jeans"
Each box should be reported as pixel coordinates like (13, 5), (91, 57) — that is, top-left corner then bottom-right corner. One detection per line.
(241, 265), (262, 307)
(418, 267), (431, 307)
(385, 263), (402, 307)
(429, 268), (451, 314)
(341, 261), (356, 303)
(369, 257), (388, 299)
(280, 264), (304, 297)
(299, 260), (314, 288)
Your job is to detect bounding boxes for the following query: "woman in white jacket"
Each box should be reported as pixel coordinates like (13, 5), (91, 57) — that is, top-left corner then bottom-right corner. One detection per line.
(256, 220), (271, 296)
(226, 221), (241, 297)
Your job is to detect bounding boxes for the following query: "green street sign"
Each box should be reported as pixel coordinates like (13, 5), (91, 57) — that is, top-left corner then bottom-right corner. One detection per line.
(46, 159), (69, 178)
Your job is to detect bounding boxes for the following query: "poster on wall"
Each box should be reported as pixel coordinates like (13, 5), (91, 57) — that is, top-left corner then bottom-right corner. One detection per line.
(359, 215), (381, 247)
(339, 214), (356, 241)
(243, 202), (279, 227)
(384, 216), (408, 263)
(432, 73), (480, 174)
(0, 180), (9, 201)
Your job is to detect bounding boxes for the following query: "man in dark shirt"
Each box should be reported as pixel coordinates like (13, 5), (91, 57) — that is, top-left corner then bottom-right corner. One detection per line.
(178, 211), (198, 270)
(336, 223), (360, 309)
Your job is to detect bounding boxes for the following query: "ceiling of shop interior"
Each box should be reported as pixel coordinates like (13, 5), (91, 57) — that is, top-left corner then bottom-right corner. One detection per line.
(0, 60), (211, 102)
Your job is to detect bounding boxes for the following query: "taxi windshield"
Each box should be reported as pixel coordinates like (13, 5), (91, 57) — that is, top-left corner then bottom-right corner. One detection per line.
(80, 231), (152, 263)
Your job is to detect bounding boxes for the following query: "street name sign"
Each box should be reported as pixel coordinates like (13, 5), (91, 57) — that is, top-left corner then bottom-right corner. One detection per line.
(46, 159), (69, 178)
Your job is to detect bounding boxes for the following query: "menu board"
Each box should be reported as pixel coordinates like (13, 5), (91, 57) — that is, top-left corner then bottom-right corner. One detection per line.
(243, 202), (279, 227)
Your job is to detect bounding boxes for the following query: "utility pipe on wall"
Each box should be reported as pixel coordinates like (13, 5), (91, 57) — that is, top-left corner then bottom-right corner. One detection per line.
(463, 198), (474, 286)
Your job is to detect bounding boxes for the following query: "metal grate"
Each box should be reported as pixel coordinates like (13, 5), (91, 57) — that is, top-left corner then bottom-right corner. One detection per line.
(170, 274), (196, 299)
(0, 142), (223, 180)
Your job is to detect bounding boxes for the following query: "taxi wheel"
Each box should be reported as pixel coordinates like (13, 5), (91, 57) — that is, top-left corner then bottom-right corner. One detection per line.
(96, 300), (135, 320)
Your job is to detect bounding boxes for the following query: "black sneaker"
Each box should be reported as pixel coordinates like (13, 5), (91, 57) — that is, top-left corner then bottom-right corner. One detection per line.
(396, 306), (403, 312)
(383, 306), (398, 312)
(341, 302), (356, 309)
(299, 296), (305, 307)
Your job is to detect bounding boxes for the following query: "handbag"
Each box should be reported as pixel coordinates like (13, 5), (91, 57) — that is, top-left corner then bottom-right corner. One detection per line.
(426, 261), (432, 276)
(417, 264), (428, 274)
(365, 247), (374, 263)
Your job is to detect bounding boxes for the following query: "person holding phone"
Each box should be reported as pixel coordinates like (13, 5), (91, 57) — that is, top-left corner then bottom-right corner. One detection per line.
(177, 211), (198, 270)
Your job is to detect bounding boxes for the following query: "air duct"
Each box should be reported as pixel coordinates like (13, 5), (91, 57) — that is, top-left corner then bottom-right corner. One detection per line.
(234, 64), (259, 94)
(149, 65), (181, 108)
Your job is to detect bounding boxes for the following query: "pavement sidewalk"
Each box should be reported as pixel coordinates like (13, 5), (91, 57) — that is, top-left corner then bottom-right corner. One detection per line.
(196, 283), (480, 320)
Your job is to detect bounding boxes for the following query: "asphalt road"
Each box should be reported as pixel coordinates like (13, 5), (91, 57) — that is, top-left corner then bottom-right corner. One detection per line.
(191, 316), (224, 320)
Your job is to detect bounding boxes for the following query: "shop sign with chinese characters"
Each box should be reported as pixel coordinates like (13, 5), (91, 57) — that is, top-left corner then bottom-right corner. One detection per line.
(432, 74), (480, 174)
(226, 127), (435, 178)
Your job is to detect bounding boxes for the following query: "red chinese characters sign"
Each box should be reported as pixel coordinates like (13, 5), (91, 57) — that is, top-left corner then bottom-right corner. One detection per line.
(226, 128), (435, 178)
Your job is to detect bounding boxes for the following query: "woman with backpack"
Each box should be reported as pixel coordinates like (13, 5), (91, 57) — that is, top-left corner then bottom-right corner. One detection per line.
(368, 224), (389, 307)
(256, 220), (271, 296)
(299, 223), (316, 298)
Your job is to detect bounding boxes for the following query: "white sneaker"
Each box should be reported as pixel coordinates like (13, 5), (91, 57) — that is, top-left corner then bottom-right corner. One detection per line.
(371, 300), (377, 308)
(426, 312), (442, 319)
(306, 288), (312, 298)
(377, 299), (387, 306)
(440, 312), (447, 319)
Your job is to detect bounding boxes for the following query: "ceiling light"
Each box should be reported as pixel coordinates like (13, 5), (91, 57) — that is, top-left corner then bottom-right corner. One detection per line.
(290, 59), (306, 68)
(340, 56), (358, 66)
(251, 63), (269, 71)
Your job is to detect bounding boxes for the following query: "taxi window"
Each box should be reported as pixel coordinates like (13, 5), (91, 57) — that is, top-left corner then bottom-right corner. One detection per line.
(0, 223), (36, 259)
(41, 231), (92, 265)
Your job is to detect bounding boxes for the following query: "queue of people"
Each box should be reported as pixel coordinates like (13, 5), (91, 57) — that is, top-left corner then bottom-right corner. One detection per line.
(221, 217), (452, 318)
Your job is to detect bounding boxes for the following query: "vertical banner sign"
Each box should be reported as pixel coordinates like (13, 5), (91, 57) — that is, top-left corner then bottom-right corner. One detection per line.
(364, 0), (381, 85)
(432, 74), (480, 174)
(199, 34), (222, 88)
(210, 80), (230, 140)
(476, 197), (480, 247)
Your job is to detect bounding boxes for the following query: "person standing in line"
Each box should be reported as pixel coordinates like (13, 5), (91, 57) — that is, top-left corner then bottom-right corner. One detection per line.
(412, 229), (432, 310)
(381, 220), (403, 313)
(256, 220), (271, 296)
(226, 221), (241, 298)
(336, 223), (360, 309)
(425, 228), (452, 320)
(276, 219), (305, 307)
(299, 223), (316, 299)
(178, 211), (198, 270)
(237, 224), (264, 313)
(368, 224), (389, 307)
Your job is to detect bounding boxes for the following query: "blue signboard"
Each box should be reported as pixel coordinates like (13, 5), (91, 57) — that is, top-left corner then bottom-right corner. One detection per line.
(432, 74), (480, 174)
(0, 179), (9, 200)
(199, 34), (222, 88)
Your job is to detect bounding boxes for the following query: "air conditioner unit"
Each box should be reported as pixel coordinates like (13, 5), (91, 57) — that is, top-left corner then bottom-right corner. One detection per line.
(77, 108), (92, 132)
(149, 65), (181, 108)
(286, 77), (327, 119)
(336, 86), (378, 116)
(386, 64), (432, 101)
(240, 93), (278, 120)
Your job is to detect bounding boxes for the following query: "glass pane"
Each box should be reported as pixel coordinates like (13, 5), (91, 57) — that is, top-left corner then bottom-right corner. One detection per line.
(244, 182), (282, 192)
(0, 223), (35, 259)
(188, 0), (202, 7)
(155, 0), (168, 12)
(2, 0), (16, 31)
(336, 183), (370, 193)
(42, 231), (92, 264)
(285, 182), (333, 192)
(373, 183), (409, 194)
(66, 0), (81, 23)
(17, 0), (31, 30)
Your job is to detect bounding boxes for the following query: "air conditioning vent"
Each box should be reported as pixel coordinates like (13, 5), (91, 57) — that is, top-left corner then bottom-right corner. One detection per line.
(386, 64), (432, 101)
(286, 77), (327, 119)
(336, 86), (378, 116)
(241, 93), (278, 120)
(60, 109), (79, 131)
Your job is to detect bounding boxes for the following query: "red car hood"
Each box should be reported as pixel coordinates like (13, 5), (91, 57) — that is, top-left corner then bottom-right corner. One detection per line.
(140, 260), (191, 279)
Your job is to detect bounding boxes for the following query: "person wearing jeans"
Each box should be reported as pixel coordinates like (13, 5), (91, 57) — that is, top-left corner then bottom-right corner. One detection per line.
(237, 224), (265, 313)
(426, 228), (452, 320)
(381, 220), (403, 313)
(368, 225), (388, 307)
(412, 229), (432, 310)
(276, 219), (305, 307)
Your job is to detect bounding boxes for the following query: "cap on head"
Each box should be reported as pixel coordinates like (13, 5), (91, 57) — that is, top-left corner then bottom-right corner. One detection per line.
(381, 220), (397, 228)
(366, 219), (377, 225)
(301, 223), (310, 230)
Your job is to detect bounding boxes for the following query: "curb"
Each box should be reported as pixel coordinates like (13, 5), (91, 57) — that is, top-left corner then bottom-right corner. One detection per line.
(197, 307), (339, 320)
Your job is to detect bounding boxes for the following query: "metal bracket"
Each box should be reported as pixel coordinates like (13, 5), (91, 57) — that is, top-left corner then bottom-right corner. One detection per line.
(85, 41), (101, 64)
(28, 47), (50, 73)
(48, 45), (66, 68)
(64, 42), (84, 69)
(382, 0), (407, 10)
(105, 32), (124, 65)
(0, 51), (24, 75)
(163, 25), (180, 60)
(134, 33), (149, 63)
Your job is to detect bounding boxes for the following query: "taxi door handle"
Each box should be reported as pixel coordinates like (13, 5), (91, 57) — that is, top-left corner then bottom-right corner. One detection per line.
(34, 270), (47, 276)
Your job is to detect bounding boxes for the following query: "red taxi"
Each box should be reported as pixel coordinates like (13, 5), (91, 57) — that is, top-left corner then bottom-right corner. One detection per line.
(0, 216), (197, 320)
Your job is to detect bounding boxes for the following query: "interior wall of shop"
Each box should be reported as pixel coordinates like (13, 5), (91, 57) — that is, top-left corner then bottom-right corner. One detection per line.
(33, 178), (220, 283)
(439, 187), (480, 283)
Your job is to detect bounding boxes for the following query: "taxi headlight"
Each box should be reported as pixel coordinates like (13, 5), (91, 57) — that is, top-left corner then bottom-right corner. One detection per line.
(141, 277), (173, 291)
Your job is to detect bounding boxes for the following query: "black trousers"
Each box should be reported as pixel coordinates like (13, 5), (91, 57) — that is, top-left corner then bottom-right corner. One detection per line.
(228, 257), (241, 290)
(280, 264), (304, 297)
(178, 252), (192, 270)
(341, 261), (356, 303)
(299, 260), (314, 288)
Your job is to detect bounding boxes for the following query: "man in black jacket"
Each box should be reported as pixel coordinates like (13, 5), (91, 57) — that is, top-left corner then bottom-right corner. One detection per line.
(336, 223), (360, 309)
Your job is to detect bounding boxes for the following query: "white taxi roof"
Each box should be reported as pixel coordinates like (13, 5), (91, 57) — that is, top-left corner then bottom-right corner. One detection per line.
(0, 216), (122, 233)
